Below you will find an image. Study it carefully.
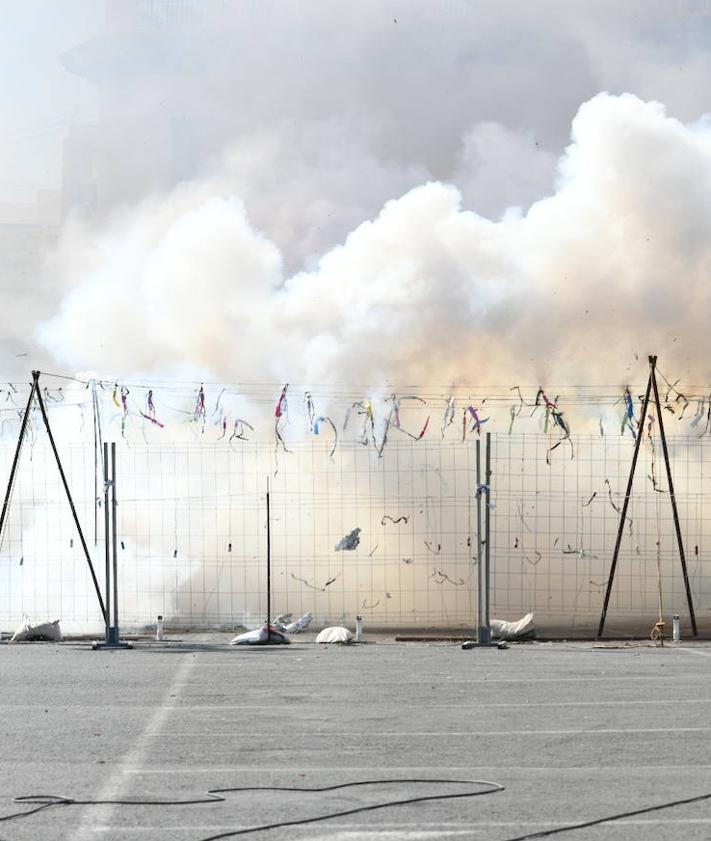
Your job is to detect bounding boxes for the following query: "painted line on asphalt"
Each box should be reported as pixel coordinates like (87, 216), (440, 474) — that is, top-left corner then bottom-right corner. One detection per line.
(124, 764), (711, 773)
(150, 726), (711, 737)
(74, 653), (197, 841)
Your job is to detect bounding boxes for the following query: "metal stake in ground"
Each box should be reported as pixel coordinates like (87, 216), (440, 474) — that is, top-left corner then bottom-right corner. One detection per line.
(266, 477), (271, 639)
(93, 442), (131, 650)
(464, 432), (503, 649)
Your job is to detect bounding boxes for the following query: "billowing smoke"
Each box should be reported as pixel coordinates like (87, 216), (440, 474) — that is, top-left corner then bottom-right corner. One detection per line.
(39, 93), (711, 391)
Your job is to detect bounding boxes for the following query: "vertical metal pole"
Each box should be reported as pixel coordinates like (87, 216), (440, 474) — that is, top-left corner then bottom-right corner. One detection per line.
(104, 442), (111, 641)
(111, 443), (119, 636)
(650, 361), (697, 636)
(598, 364), (654, 638)
(484, 432), (492, 630)
(476, 438), (486, 642)
(266, 478), (271, 633)
(0, 375), (36, 540)
(92, 380), (98, 547)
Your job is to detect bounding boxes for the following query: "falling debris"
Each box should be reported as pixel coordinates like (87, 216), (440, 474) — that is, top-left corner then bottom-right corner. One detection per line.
(604, 479), (634, 533)
(424, 540), (441, 554)
(335, 527), (361, 551)
(582, 491), (597, 507)
(402, 557), (414, 565)
(430, 568), (465, 586)
(290, 573), (326, 591)
(524, 551), (542, 566)
(604, 478), (621, 514)
(562, 544), (598, 560)
(517, 503), (533, 533)
(361, 599), (381, 609)
(381, 514), (408, 525)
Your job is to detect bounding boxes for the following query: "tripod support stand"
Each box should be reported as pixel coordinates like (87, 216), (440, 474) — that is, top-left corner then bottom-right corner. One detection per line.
(597, 356), (697, 638)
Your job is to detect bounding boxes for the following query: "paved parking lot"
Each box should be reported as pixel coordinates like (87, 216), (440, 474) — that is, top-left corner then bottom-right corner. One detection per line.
(1, 637), (711, 840)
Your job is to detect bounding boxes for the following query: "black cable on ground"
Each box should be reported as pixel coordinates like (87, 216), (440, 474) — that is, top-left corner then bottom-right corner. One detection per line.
(499, 789), (711, 841)
(2, 778), (504, 841)
(4, 781), (711, 841)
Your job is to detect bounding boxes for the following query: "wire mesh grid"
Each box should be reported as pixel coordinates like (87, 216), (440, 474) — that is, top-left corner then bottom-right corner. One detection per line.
(114, 439), (477, 629)
(0, 432), (710, 634)
(490, 432), (711, 635)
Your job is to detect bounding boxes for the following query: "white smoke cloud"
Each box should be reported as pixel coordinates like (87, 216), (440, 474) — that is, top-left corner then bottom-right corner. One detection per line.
(38, 93), (711, 391)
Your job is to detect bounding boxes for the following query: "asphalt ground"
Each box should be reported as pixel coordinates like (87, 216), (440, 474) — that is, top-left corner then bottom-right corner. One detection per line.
(1, 636), (711, 841)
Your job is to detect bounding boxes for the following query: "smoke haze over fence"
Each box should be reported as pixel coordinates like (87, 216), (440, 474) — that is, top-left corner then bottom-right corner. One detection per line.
(4, 2), (711, 635)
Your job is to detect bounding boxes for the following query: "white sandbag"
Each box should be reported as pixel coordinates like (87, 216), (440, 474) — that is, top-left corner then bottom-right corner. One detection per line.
(9, 618), (62, 643)
(489, 612), (535, 641)
(285, 612), (312, 633)
(315, 626), (354, 644)
(230, 624), (290, 645)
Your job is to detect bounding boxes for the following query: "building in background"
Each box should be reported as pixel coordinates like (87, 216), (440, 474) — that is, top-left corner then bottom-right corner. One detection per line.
(60, 0), (232, 218)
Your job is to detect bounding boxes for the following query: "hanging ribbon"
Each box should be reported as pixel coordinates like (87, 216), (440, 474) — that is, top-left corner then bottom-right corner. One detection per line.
(192, 384), (206, 432)
(313, 415), (338, 460)
(230, 418), (254, 443)
(441, 396), (455, 437)
(620, 387), (636, 439)
(304, 392), (315, 430)
(546, 403), (574, 464)
(274, 384), (290, 453)
(140, 389), (164, 428)
(381, 395), (428, 455)
(275, 384), (289, 419)
(508, 386), (528, 433)
(462, 405), (488, 442)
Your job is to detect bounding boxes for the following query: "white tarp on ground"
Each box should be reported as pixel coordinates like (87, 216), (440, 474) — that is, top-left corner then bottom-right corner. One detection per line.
(230, 624), (290, 645)
(490, 612), (535, 641)
(9, 618), (62, 643)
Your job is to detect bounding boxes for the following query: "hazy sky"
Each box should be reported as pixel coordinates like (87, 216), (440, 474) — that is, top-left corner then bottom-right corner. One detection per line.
(5, 1), (711, 385)
(0, 0), (100, 205)
(3, 1), (711, 211)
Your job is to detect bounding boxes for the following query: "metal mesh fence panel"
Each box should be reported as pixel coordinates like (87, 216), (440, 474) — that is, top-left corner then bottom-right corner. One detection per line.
(0, 432), (709, 635)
